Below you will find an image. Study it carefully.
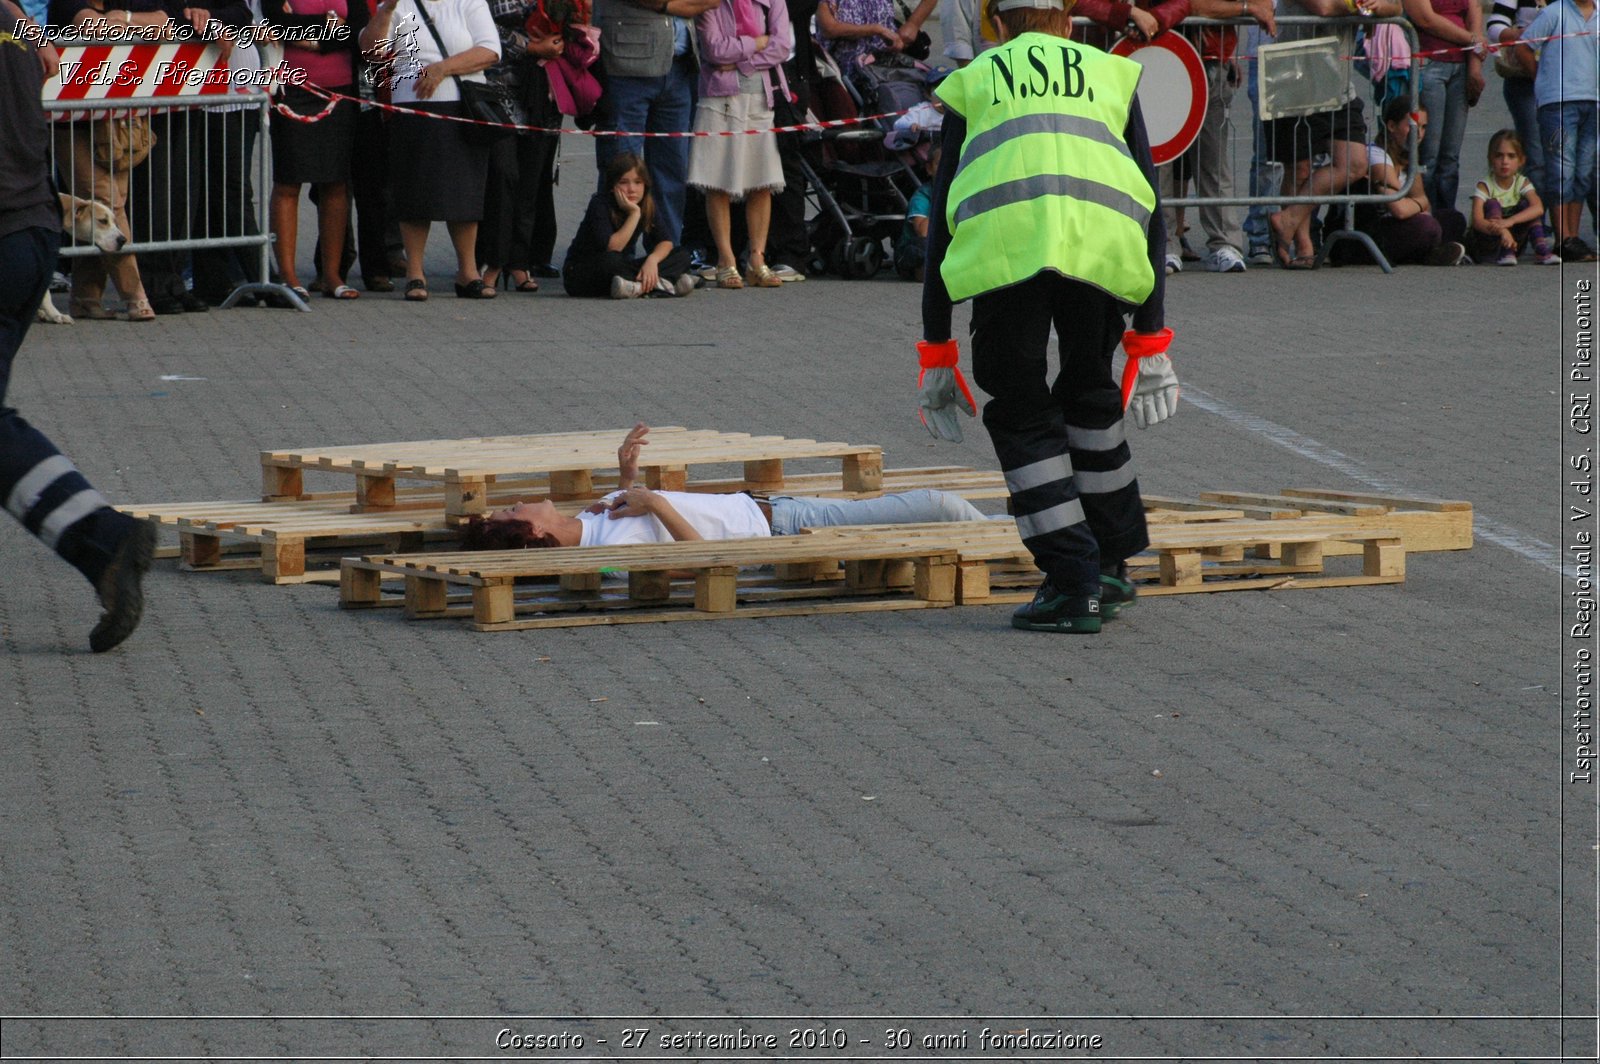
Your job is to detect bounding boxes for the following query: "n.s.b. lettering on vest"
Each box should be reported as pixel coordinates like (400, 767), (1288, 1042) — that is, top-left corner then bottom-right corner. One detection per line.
(988, 43), (1093, 105)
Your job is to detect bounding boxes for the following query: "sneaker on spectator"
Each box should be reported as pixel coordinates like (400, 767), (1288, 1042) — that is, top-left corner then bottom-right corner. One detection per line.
(50, 271), (70, 292)
(1426, 241), (1469, 266)
(610, 276), (644, 299)
(673, 273), (696, 296)
(1247, 244), (1273, 267)
(770, 264), (807, 282)
(1496, 250), (1519, 266)
(1204, 246), (1247, 273)
(688, 249), (718, 280)
(1561, 238), (1598, 262)
(1164, 253), (1182, 275)
(1536, 250), (1563, 265)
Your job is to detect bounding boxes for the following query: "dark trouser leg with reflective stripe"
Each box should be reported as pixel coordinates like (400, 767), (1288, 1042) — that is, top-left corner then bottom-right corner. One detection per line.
(1, 227), (136, 587)
(970, 274), (1149, 598)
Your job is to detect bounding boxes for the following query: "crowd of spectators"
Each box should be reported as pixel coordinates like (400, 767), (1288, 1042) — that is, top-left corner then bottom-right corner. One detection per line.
(30, 0), (1599, 319)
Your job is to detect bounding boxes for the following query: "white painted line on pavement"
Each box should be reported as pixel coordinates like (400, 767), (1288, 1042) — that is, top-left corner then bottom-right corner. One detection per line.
(1180, 385), (1565, 577)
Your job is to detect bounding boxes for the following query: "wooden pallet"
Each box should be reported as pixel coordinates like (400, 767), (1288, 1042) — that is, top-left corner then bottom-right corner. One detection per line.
(125, 495), (455, 583)
(128, 470), (1468, 588)
(122, 467), (1011, 584)
(338, 513), (1408, 631)
(804, 516), (1408, 602)
(261, 427), (885, 522)
(341, 533), (965, 631)
(1145, 487), (1472, 560)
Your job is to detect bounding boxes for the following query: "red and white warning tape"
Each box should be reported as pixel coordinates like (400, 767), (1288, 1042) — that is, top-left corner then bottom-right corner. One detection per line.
(1192, 25), (1597, 64)
(271, 82), (913, 135)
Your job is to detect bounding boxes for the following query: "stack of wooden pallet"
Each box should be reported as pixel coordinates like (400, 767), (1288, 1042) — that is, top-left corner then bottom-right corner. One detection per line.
(125, 427), (911, 583)
(118, 426), (1474, 631)
(336, 490), (1471, 633)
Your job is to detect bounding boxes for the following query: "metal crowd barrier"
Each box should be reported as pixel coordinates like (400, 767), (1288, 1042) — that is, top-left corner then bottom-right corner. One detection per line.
(1125, 15), (1420, 273)
(44, 40), (306, 312)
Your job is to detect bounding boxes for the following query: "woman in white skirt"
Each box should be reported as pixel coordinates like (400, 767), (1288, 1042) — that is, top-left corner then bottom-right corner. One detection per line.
(688, 0), (793, 288)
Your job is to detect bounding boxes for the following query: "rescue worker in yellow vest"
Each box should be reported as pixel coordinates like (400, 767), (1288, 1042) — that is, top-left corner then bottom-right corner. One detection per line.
(917, 0), (1178, 633)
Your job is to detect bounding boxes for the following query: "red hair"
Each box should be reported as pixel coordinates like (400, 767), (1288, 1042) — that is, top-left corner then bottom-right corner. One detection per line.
(460, 515), (560, 550)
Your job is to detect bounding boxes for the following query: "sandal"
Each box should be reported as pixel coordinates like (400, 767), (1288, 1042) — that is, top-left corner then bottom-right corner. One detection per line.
(69, 298), (116, 320)
(510, 270), (539, 292)
(1272, 237), (1316, 271)
(715, 266), (744, 289)
(404, 279), (428, 301)
(325, 284), (360, 300)
(744, 263), (782, 288)
(123, 297), (155, 322)
(454, 278), (496, 299)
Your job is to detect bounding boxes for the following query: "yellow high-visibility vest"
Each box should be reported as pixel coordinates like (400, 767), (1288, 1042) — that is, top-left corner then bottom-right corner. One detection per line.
(933, 31), (1156, 305)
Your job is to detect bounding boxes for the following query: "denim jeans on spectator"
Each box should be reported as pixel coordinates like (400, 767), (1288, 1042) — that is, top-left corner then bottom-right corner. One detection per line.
(1538, 100), (1599, 208)
(768, 490), (988, 535)
(1242, 26), (1282, 255)
(595, 57), (696, 245)
(1418, 58), (1469, 212)
(1502, 76), (1546, 209)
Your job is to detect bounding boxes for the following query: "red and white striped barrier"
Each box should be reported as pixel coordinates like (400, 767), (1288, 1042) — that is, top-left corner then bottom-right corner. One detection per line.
(44, 40), (298, 119)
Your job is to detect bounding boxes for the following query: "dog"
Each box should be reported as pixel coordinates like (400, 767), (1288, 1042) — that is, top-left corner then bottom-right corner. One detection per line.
(36, 193), (126, 324)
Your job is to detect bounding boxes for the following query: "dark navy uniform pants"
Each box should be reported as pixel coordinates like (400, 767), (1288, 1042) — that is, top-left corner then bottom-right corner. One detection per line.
(2, 226), (137, 587)
(969, 273), (1150, 598)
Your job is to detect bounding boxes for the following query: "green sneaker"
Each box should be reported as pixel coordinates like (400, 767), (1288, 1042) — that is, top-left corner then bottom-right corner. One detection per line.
(1099, 566), (1138, 620)
(1011, 580), (1101, 633)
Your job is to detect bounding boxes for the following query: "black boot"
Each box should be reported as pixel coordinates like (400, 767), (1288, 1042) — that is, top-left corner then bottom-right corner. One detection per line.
(89, 519), (156, 652)
(1011, 579), (1101, 633)
(1099, 560), (1138, 619)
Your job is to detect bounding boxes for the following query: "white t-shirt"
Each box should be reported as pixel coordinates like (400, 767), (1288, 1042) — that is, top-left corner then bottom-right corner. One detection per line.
(576, 491), (771, 547)
(1473, 172), (1535, 210)
(1367, 143), (1413, 189)
(387, 0), (499, 104)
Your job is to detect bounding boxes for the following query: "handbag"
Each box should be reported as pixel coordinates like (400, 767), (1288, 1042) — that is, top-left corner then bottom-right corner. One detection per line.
(92, 113), (155, 170)
(413, 0), (515, 143)
(1493, 0), (1543, 79)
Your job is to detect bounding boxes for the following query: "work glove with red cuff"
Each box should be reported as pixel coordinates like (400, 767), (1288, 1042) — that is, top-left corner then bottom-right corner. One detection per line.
(1120, 327), (1179, 429)
(917, 339), (978, 443)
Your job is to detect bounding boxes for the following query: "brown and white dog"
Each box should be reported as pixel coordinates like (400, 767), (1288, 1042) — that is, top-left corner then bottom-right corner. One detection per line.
(36, 193), (127, 324)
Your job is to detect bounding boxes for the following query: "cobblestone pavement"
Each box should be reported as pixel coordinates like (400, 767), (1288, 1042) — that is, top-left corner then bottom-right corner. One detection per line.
(1, 130), (1595, 1060)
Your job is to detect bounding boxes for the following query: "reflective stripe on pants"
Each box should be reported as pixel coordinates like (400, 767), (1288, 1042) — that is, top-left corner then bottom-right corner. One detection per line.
(1, 226), (129, 585)
(969, 273), (1149, 596)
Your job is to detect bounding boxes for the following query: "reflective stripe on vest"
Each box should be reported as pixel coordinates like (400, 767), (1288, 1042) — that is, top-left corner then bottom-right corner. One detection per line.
(933, 33), (1156, 306)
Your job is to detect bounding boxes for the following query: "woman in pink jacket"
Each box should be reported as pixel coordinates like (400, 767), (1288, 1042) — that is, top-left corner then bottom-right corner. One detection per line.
(686, 0), (793, 288)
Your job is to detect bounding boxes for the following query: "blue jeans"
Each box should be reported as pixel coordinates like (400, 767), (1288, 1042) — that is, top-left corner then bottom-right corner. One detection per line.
(1242, 27), (1282, 254)
(1418, 59), (1469, 212)
(595, 57), (696, 244)
(1538, 100), (1599, 207)
(1, 227), (134, 585)
(1502, 76), (1546, 207)
(768, 490), (988, 535)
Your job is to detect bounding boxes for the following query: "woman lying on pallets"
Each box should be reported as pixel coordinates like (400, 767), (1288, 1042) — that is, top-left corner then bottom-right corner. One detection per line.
(461, 423), (991, 549)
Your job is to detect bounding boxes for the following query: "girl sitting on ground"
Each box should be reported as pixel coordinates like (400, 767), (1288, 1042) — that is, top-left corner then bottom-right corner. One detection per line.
(562, 154), (696, 298)
(1467, 129), (1560, 265)
(1327, 99), (1468, 267)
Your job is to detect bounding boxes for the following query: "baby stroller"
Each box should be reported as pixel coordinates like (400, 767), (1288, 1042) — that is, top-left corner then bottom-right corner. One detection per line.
(796, 44), (940, 278)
